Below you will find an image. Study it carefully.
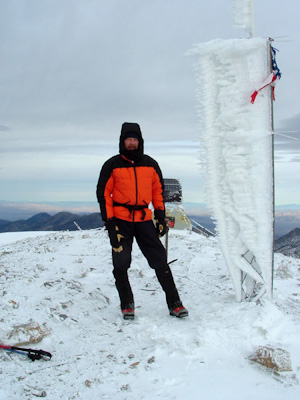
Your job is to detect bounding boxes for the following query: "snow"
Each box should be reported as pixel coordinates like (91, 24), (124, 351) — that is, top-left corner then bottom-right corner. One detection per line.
(0, 232), (56, 246)
(232, 0), (255, 37)
(191, 38), (274, 301)
(1, 229), (300, 399)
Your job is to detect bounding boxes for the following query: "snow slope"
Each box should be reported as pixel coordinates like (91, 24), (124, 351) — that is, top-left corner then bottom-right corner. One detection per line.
(0, 229), (300, 399)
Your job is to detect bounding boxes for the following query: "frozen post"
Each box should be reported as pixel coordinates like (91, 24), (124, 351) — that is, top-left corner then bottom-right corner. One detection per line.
(232, 0), (255, 38)
(191, 0), (276, 302)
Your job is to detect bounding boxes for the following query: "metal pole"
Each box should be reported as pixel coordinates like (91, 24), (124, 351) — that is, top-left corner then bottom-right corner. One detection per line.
(250, 0), (255, 38)
(165, 227), (169, 262)
(269, 40), (275, 299)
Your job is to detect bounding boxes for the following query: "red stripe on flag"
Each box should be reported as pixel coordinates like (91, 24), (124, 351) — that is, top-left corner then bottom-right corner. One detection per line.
(251, 73), (277, 104)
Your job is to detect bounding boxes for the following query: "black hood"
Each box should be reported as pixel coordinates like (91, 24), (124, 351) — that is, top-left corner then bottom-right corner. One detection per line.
(119, 122), (144, 161)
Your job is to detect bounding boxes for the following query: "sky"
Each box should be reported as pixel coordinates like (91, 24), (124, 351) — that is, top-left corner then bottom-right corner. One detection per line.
(1, 0), (300, 209)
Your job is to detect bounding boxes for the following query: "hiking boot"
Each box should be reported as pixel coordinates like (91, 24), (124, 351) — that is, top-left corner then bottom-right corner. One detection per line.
(169, 301), (189, 318)
(121, 303), (135, 320)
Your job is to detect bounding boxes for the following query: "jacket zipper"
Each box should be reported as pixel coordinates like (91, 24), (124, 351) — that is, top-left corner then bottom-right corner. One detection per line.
(133, 162), (138, 222)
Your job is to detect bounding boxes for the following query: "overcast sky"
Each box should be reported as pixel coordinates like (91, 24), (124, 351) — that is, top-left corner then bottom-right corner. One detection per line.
(1, 0), (299, 209)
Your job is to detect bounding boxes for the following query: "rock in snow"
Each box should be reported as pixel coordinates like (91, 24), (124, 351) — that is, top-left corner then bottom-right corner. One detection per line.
(249, 345), (292, 372)
(0, 229), (300, 399)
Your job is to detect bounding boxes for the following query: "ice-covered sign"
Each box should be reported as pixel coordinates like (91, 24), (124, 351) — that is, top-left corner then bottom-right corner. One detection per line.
(191, 38), (274, 301)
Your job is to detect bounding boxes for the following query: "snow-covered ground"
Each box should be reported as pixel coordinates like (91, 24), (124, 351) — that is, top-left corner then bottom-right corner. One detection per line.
(0, 229), (300, 399)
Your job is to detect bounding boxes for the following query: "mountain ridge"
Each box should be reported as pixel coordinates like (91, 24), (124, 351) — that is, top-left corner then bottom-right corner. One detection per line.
(1, 212), (300, 260)
(274, 228), (300, 259)
(0, 212), (104, 233)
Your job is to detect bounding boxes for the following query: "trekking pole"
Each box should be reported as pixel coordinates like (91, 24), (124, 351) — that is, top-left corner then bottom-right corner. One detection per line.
(0, 344), (52, 361)
(165, 226), (169, 262)
(165, 220), (177, 266)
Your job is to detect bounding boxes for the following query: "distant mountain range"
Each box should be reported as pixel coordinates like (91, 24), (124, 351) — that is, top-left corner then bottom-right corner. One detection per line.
(0, 212), (214, 234)
(274, 228), (300, 259)
(1, 201), (300, 238)
(0, 212), (104, 233)
(1, 211), (299, 259)
(274, 210), (300, 238)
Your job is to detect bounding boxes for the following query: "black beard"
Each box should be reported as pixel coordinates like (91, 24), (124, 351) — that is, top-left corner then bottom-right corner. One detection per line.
(122, 148), (142, 161)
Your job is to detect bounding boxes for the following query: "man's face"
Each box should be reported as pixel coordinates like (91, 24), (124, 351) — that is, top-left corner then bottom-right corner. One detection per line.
(124, 137), (139, 150)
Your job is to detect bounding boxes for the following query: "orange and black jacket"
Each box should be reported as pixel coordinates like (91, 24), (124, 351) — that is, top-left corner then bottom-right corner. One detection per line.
(96, 123), (165, 223)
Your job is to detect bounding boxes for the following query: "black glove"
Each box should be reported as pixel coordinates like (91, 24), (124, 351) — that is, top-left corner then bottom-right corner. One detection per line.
(105, 217), (124, 253)
(155, 218), (167, 238)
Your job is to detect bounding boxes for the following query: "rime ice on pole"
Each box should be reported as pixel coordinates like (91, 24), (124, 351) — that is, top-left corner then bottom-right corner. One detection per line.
(192, 38), (274, 301)
(232, 0), (255, 37)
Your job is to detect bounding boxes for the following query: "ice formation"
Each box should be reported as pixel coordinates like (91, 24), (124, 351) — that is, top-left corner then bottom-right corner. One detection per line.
(232, 0), (255, 36)
(192, 38), (274, 301)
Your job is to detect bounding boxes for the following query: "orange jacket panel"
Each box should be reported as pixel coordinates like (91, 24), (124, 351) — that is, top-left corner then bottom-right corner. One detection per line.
(97, 154), (165, 222)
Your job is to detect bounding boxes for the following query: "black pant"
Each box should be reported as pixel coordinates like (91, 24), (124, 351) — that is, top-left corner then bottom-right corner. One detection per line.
(112, 219), (180, 309)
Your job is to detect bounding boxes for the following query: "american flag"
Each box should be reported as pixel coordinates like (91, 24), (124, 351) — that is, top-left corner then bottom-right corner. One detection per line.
(250, 46), (282, 104)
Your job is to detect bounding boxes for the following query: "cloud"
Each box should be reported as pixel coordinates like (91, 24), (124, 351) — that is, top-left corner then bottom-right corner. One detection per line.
(1, 0), (300, 205)
(0, 0), (231, 145)
(290, 156), (300, 162)
(275, 113), (300, 160)
(0, 125), (10, 132)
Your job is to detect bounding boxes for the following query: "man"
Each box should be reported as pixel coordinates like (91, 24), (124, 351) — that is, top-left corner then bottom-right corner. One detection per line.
(97, 122), (188, 320)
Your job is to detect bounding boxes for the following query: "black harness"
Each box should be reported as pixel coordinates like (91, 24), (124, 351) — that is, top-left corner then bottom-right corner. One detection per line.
(113, 201), (148, 220)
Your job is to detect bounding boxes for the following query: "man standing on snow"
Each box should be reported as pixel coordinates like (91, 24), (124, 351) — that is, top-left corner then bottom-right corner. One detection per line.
(96, 122), (188, 320)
